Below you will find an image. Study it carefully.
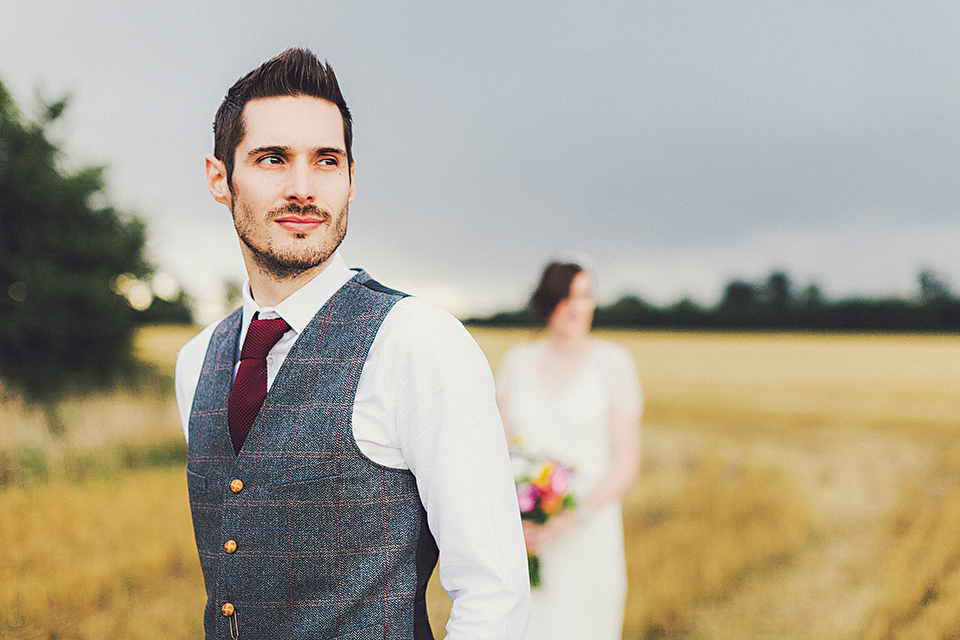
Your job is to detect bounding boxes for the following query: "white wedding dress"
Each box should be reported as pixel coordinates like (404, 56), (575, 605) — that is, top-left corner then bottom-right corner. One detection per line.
(497, 338), (642, 640)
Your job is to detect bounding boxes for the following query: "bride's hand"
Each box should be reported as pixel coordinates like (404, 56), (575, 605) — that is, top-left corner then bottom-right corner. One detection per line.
(541, 510), (578, 545)
(522, 521), (545, 553)
(524, 511), (579, 552)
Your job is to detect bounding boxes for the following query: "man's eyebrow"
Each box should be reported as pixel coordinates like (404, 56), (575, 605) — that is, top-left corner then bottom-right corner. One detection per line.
(247, 145), (289, 158)
(246, 146), (346, 158)
(314, 146), (347, 157)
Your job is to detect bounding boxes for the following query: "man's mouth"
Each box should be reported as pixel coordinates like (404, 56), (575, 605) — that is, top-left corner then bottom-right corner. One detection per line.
(275, 215), (327, 233)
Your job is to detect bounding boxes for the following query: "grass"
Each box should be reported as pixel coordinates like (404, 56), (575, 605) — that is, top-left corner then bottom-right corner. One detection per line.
(0, 325), (201, 640)
(2, 325), (959, 638)
(1, 468), (201, 639)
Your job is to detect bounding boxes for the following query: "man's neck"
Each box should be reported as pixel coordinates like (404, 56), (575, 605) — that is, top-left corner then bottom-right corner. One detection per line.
(244, 254), (332, 308)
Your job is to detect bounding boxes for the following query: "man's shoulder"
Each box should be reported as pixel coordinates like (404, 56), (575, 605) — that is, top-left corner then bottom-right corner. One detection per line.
(176, 313), (233, 365)
(371, 295), (494, 385)
(382, 296), (469, 339)
(371, 295), (488, 366)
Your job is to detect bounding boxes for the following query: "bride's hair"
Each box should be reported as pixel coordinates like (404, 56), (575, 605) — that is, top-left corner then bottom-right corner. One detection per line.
(531, 261), (583, 323)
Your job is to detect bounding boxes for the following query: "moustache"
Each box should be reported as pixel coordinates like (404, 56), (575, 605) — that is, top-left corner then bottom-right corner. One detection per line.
(269, 203), (330, 221)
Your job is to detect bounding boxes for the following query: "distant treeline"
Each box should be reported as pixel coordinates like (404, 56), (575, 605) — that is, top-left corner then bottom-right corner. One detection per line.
(466, 270), (960, 332)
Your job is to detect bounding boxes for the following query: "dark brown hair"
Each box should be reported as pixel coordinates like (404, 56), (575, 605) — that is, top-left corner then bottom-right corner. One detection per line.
(213, 48), (353, 186)
(531, 261), (584, 323)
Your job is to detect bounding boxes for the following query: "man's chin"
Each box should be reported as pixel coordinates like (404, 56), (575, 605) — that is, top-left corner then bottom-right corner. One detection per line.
(250, 250), (331, 281)
(239, 226), (345, 281)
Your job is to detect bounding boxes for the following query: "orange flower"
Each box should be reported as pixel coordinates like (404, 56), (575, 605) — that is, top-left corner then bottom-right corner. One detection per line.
(540, 491), (564, 515)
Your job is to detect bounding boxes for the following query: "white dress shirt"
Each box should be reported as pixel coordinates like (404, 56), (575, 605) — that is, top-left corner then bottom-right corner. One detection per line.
(175, 252), (530, 639)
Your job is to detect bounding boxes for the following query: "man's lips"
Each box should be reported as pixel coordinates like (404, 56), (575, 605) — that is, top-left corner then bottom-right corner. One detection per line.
(275, 215), (327, 232)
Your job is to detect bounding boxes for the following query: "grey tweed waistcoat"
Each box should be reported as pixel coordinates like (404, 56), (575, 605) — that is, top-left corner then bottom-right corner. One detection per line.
(187, 270), (439, 640)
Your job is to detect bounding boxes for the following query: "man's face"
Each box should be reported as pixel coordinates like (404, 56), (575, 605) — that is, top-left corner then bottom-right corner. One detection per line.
(220, 95), (355, 280)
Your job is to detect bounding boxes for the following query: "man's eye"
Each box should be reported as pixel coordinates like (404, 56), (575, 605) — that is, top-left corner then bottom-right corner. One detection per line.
(318, 157), (339, 167)
(260, 155), (284, 165)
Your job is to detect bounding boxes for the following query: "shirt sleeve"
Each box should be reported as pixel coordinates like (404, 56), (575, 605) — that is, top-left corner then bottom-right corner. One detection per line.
(376, 299), (530, 638)
(174, 322), (218, 441)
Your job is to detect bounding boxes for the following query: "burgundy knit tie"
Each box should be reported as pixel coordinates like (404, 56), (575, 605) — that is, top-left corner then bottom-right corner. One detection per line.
(228, 314), (290, 454)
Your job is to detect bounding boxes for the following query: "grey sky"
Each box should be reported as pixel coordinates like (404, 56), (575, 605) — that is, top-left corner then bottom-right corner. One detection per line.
(2, 1), (958, 321)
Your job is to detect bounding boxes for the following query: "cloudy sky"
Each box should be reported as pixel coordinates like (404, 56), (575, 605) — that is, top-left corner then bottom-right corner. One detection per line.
(2, 2), (958, 322)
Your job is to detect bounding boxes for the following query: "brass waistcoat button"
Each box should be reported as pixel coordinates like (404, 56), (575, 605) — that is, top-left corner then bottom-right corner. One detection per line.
(221, 602), (235, 616)
(224, 539), (238, 554)
(230, 479), (244, 493)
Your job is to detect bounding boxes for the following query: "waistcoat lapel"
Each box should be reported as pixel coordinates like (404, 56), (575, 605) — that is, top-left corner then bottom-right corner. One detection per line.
(188, 308), (242, 466)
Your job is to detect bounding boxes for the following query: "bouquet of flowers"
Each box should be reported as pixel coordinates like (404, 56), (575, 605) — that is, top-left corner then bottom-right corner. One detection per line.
(510, 450), (577, 587)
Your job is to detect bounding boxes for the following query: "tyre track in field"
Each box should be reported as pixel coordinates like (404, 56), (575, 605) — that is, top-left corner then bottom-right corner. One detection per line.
(683, 430), (931, 639)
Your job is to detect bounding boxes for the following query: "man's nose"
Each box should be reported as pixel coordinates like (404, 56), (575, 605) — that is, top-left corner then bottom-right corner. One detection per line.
(285, 161), (315, 204)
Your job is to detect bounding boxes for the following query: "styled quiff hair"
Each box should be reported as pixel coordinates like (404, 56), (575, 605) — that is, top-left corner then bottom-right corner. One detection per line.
(213, 47), (353, 185)
(531, 261), (584, 323)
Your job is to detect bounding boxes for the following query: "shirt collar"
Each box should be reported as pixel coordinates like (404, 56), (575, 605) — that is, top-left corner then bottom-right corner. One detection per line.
(240, 251), (356, 336)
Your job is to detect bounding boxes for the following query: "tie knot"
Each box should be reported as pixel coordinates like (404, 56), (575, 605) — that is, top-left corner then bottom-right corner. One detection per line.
(239, 317), (290, 360)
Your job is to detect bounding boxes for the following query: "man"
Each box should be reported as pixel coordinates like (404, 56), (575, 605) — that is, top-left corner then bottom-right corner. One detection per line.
(175, 48), (529, 639)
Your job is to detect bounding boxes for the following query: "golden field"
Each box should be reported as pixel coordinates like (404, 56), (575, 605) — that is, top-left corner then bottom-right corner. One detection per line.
(1, 326), (959, 639)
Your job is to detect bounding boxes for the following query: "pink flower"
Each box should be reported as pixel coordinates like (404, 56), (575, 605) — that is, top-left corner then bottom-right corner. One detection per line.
(517, 483), (538, 513)
(550, 464), (571, 494)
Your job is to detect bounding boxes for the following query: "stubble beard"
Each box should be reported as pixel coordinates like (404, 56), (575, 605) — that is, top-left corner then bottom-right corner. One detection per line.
(233, 200), (348, 281)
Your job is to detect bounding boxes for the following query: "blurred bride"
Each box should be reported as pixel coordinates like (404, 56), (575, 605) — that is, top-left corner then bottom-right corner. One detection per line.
(496, 260), (642, 639)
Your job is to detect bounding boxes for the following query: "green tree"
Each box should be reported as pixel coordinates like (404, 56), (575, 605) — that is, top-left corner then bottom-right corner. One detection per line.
(0, 79), (151, 408)
(918, 269), (952, 304)
(761, 271), (792, 308)
(594, 295), (662, 327)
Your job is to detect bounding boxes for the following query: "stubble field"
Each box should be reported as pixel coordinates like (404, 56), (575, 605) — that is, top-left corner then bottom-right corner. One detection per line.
(1, 326), (958, 639)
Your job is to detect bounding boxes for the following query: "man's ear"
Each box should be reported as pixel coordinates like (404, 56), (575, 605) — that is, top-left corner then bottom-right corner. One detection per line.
(347, 161), (356, 206)
(205, 154), (232, 207)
